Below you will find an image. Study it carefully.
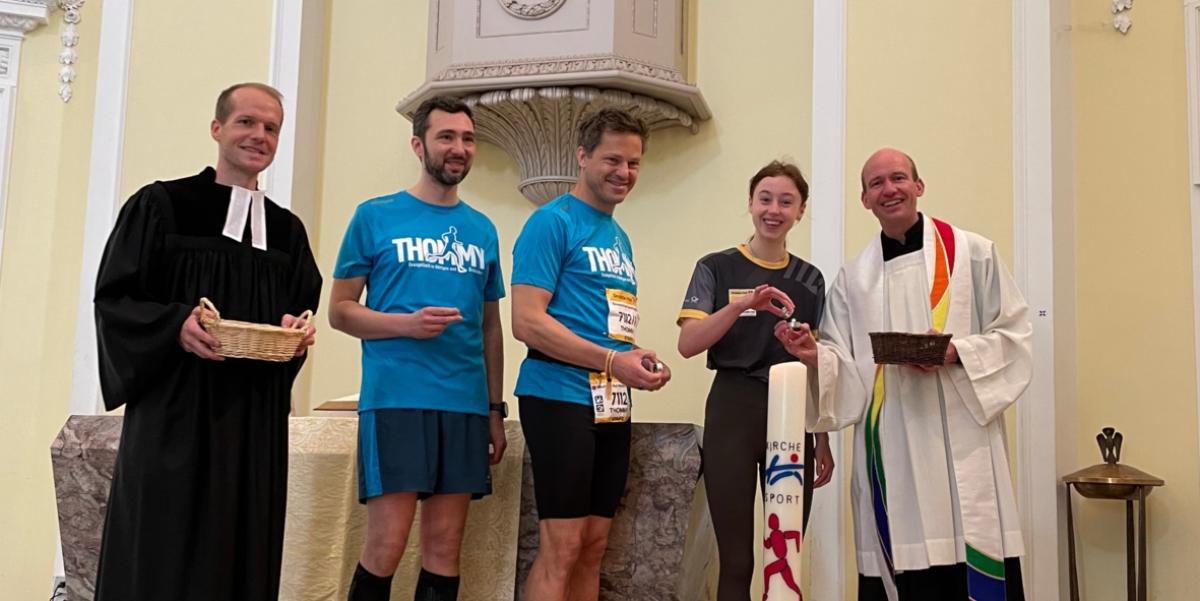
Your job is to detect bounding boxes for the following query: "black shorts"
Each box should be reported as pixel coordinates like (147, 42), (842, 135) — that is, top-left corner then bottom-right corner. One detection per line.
(518, 395), (632, 519)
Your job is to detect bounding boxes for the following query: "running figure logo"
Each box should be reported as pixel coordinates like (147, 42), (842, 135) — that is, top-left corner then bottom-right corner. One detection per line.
(391, 226), (486, 274)
(764, 452), (805, 486)
(426, 226), (468, 273)
(581, 235), (636, 283)
(763, 513), (802, 600)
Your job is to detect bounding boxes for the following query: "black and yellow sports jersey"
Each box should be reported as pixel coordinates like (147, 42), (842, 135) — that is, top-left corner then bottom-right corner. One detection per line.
(678, 244), (825, 381)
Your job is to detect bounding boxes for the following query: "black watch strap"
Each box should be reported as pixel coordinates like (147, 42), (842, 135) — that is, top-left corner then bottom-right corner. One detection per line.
(489, 402), (508, 418)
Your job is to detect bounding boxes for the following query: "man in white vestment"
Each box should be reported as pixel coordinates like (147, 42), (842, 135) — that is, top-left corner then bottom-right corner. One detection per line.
(775, 148), (1033, 601)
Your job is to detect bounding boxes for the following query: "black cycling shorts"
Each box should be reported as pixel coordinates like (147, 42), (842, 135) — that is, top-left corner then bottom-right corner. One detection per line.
(518, 395), (632, 519)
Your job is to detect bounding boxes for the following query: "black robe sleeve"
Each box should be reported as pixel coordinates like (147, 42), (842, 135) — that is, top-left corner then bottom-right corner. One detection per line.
(93, 184), (193, 411)
(282, 216), (323, 384)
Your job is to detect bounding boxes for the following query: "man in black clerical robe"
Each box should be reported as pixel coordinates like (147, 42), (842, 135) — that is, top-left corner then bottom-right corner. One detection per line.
(92, 82), (322, 601)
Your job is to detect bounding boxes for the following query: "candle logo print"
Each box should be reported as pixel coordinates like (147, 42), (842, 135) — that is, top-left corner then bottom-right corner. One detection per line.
(764, 452), (805, 487)
(763, 513), (803, 600)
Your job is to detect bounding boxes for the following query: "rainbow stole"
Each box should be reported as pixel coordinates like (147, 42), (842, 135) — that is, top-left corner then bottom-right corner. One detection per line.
(864, 218), (1006, 599)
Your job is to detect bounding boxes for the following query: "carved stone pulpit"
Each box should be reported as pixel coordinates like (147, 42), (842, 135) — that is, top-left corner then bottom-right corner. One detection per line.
(397, 0), (709, 204)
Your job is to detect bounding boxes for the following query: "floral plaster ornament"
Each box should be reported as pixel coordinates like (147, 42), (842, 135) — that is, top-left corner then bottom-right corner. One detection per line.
(55, 0), (84, 102)
(1114, 13), (1132, 34)
(1111, 0), (1133, 35)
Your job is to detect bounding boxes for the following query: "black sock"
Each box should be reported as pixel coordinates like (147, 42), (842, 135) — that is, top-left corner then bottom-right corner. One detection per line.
(348, 562), (393, 601)
(413, 567), (460, 601)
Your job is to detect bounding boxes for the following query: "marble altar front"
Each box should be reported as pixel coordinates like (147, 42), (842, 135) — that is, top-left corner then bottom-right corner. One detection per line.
(52, 415), (714, 601)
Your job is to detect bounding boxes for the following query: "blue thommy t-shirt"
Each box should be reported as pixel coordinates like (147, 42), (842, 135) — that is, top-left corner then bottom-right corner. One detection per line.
(333, 191), (505, 415)
(512, 193), (638, 406)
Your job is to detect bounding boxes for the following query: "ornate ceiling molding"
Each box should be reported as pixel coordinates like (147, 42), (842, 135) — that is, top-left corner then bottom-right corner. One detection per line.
(435, 54), (685, 85)
(0, 0), (49, 34)
(0, 14), (40, 31)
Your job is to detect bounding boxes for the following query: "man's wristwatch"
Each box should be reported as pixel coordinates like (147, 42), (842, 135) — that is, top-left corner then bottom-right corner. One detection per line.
(489, 402), (508, 418)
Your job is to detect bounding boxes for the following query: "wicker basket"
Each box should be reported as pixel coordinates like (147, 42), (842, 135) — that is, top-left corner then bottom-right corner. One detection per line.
(198, 297), (312, 362)
(868, 332), (952, 366)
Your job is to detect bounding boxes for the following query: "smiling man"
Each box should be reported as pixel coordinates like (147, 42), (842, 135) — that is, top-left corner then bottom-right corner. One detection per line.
(776, 148), (1033, 601)
(329, 96), (507, 601)
(92, 82), (322, 601)
(511, 108), (672, 601)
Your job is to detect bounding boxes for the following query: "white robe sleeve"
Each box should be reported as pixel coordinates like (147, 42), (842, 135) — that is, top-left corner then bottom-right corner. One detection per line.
(946, 241), (1033, 426)
(809, 271), (868, 432)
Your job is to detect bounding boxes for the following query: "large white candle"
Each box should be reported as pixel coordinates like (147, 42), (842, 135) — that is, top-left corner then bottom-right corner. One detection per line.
(763, 362), (808, 600)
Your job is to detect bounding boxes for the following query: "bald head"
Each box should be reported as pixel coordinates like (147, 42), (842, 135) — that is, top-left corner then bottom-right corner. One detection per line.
(859, 147), (925, 238)
(860, 148), (920, 193)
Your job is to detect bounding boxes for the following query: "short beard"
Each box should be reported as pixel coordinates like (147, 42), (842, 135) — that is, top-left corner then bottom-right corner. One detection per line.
(424, 147), (470, 187)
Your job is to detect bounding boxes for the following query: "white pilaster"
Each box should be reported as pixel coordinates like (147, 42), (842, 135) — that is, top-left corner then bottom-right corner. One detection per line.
(67, 0), (133, 417)
(1183, 1), (1200, 534)
(809, 0), (847, 598)
(263, 0), (301, 209)
(264, 0), (327, 226)
(0, 0), (49, 274)
(1013, 0), (1066, 598)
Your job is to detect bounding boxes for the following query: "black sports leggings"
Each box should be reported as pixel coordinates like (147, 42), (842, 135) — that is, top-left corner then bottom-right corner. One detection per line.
(701, 370), (813, 601)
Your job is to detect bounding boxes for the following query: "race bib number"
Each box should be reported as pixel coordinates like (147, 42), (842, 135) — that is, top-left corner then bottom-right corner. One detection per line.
(729, 288), (756, 317)
(590, 372), (631, 423)
(606, 289), (639, 343)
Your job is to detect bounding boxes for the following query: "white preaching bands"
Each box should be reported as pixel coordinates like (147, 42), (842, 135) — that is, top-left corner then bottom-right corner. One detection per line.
(222, 186), (268, 251)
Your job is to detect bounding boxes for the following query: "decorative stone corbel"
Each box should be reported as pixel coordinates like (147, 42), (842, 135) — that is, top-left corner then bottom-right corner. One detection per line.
(399, 0), (709, 204)
(1112, 0), (1133, 35)
(462, 86), (695, 202)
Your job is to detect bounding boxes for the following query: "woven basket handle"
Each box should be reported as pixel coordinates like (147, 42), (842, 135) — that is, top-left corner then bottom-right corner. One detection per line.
(198, 297), (220, 319)
(290, 309), (314, 330)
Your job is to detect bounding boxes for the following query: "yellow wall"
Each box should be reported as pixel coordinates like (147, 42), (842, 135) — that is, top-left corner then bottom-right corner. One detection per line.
(305, 6), (814, 598)
(4, 1), (1200, 599)
(112, 0), (275, 393)
(844, 2), (1014, 596)
(0, 13), (101, 599)
(305, 0), (424, 410)
(845, 0), (1013, 256)
(0, 1), (273, 596)
(107, 4), (273, 401)
(1071, 2), (1200, 600)
(120, 0), (273, 197)
(307, 1), (816, 430)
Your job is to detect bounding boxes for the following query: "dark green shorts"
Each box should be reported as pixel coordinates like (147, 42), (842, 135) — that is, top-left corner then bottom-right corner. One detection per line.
(357, 409), (492, 503)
